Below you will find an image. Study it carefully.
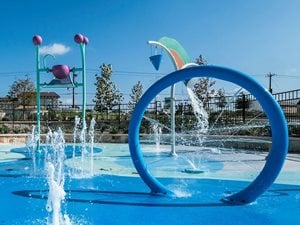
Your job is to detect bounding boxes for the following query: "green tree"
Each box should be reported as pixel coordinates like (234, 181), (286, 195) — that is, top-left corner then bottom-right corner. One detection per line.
(235, 92), (250, 110)
(128, 81), (143, 111)
(235, 92), (250, 124)
(7, 76), (36, 104)
(195, 54), (207, 65)
(215, 89), (227, 109)
(7, 76), (36, 120)
(191, 55), (225, 109)
(192, 77), (216, 109)
(94, 64), (123, 111)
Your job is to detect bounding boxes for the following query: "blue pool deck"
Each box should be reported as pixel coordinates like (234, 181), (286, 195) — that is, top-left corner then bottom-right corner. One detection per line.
(0, 143), (299, 225)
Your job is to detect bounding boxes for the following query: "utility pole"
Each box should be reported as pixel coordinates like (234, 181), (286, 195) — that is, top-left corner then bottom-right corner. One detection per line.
(266, 73), (276, 94)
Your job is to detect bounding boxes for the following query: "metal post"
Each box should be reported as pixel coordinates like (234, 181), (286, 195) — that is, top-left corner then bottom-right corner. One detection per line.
(242, 93), (246, 124)
(169, 85), (176, 156)
(119, 104), (121, 130)
(155, 100), (158, 120)
(12, 98), (16, 129)
(72, 74), (75, 108)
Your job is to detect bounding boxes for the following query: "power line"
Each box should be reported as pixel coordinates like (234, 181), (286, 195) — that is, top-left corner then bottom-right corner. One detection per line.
(0, 69), (165, 78)
(0, 68), (299, 80)
(87, 69), (165, 77)
(0, 66), (298, 77)
(276, 74), (300, 78)
(0, 71), (35, 76)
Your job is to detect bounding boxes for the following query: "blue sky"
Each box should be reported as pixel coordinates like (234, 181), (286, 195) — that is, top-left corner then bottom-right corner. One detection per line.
(0, 0), (300, 104)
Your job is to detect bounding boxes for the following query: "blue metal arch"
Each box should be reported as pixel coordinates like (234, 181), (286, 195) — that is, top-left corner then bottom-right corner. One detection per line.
(128, 65), (289, 204)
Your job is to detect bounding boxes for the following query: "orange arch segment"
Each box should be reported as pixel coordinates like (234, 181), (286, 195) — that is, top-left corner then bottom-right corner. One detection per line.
(170, 49), (184, 69)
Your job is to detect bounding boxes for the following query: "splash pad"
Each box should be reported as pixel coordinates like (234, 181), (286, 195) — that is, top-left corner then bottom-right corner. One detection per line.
(0, 36), (298, 224)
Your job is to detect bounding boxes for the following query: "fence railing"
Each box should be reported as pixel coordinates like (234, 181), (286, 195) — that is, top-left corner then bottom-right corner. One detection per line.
(0, 89), (299, 135)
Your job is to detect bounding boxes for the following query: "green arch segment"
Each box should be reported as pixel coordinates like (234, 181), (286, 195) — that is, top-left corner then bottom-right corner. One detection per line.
(159, 37), (191, 68)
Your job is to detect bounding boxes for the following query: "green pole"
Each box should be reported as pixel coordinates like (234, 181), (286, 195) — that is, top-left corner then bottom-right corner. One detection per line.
(80, 43), (86, 123)
(33, 35), (43, 150)
(36, 45), (41, 150)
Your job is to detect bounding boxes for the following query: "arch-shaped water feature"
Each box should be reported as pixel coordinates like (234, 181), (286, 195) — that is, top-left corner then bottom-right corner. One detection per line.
(128, 65), (289, 204)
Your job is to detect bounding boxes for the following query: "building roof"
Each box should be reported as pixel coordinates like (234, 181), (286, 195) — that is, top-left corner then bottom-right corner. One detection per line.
(0, 97), (17, 103)
(16, 91), (60, 98)
(40, 92), (60, 98)
(0, 92), (60, 103)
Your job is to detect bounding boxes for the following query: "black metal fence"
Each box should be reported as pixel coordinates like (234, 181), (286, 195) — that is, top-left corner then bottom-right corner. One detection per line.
(0, 89), (299, 135)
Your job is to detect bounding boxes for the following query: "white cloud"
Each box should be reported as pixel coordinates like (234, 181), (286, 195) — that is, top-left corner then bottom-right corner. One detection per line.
(40, 43), (71, 55)
(286, 67), (298, 75)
